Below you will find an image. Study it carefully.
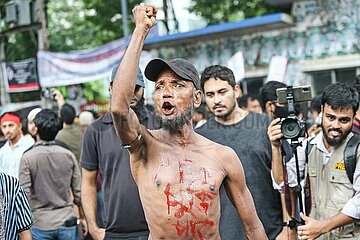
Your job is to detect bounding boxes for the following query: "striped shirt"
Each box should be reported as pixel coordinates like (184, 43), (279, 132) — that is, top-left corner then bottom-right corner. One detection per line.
(0, 172), (33, 240)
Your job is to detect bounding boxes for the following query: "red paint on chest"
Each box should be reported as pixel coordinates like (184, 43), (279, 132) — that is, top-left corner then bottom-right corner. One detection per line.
(173, 219), (214, 238)
(178, 161), (184, 183)
(163, 160), (217, 238)
(164, 183), (171, 214)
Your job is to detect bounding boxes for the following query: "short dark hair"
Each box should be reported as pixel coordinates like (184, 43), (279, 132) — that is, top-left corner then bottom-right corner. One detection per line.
(258, 81), (287, 111)
(237, 94), (258, 109)
(60, 103), (76, 124)
(322, 82), (359, 115)
(310, 94), (322, 113)
(200, 65), (236, 92)
(34, 109), (62, 141)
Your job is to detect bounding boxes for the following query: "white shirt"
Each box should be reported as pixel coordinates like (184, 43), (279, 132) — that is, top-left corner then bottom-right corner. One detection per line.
(272, 132), (360, 220)
(0, 136), (34, 178)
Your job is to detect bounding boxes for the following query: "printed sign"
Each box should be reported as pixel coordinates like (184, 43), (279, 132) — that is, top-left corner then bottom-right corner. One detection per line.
(4, 58), (39, 93)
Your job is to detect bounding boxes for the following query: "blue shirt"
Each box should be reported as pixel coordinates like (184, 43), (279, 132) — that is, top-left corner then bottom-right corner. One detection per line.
(0, 172), (33, 240)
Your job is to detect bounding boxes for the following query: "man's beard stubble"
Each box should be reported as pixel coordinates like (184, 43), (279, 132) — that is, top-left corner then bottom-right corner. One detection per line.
(214, 100), (236, 120)
(322, 125), (350, 147)
(155, 102), (194, 133)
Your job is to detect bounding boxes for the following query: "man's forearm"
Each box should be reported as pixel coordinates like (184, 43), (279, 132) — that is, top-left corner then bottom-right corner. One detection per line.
(272, 145), (284, 185)
(111, 28), (147, 114)
(19, 229), (32, 240)
(246, 225), (268, 240)
(323, 213), (354, 233)
(81, 183), (99, 231)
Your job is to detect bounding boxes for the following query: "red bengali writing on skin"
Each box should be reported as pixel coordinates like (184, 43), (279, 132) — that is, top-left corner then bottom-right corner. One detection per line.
(164, 159), (216, 238)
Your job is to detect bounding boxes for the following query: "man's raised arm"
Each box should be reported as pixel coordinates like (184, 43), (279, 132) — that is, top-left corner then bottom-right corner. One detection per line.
(111, 4), (157, 145)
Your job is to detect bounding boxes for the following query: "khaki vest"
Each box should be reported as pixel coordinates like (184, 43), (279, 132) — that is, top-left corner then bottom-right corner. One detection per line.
(307, 133), (360, 240)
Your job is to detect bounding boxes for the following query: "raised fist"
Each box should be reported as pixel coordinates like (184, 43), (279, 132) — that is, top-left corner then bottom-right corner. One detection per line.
(132, 3), (157, 32)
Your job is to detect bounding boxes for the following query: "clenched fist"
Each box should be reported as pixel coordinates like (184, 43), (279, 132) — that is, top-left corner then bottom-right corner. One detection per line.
(132, 3), (157, 32)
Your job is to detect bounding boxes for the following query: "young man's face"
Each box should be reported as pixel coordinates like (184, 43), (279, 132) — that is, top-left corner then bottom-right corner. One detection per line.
(321, 103), (354, 146)
(27, 116), (37, 137)
(154, 69), (200, 130)
(247, 98), (262, 113)
(203, 77), (239, 119)
(130, 86), (144, 107)
(1, 121), (21, 141)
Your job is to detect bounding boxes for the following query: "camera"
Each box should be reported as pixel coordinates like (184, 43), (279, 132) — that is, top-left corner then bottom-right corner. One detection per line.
(276, 85), (312, 140)
(41, 88), (56, 100)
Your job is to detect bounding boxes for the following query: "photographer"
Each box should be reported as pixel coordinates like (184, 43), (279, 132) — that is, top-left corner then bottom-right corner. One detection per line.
(268, 82), (360, 240)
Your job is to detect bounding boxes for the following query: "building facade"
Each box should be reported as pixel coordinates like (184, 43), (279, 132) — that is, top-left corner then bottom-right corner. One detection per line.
(144, 0), (360, 98)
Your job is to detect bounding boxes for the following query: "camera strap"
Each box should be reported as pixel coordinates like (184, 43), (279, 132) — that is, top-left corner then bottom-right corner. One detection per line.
(304, 139), (313, 217)
(281, 141), (298, 220)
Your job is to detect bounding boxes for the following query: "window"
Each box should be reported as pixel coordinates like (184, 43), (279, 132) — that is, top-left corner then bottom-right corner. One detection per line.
(241, 77), (265, 98)
(336, 68), (356, 85)
(310, 67), (359, 95)
(311, 71), (332, 95)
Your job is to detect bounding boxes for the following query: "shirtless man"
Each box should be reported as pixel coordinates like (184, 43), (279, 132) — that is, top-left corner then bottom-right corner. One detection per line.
(110, 3), (267, 239)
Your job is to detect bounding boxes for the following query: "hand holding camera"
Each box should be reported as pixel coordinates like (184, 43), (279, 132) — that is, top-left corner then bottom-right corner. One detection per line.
(275, 85), (312, 140)
(268, 118), (284, 148)
(41, 88), (56, 100)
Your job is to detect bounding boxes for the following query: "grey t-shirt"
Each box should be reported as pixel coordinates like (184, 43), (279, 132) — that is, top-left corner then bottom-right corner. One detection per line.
(196, 112), (283, 240)
(81, 111), (160, 238)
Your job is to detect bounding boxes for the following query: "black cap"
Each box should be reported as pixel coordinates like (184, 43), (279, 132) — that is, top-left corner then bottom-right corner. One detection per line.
(144, 58), (200, 90)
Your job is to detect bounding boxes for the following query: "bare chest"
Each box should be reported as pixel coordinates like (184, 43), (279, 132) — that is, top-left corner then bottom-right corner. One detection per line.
(135, 150), (224, 239)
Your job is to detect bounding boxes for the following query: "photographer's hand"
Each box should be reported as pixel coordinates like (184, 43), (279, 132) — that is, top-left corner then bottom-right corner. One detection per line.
(51, 88), (65, 109)
(268, 118), (283, 148)
(268, 118), (284, 186)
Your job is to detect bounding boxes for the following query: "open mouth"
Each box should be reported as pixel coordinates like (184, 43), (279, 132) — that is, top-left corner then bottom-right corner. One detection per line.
(162, 102), (175, 115)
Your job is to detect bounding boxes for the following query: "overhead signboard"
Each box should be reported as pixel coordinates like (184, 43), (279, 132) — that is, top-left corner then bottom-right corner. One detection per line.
(4, 58), (39, 93)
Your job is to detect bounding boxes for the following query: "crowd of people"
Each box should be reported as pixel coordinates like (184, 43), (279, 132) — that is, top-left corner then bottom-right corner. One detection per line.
(0, 3), (359, 240)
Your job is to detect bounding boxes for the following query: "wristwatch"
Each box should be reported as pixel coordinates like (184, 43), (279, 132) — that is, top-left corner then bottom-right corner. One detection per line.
(283, 220), (297, 229)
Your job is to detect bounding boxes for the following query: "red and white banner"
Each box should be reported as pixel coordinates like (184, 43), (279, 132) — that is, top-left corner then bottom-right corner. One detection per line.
(37, 38), (129, 87)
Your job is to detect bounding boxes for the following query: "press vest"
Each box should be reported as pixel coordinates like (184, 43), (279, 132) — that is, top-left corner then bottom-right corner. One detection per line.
(307, 133), (360, 239)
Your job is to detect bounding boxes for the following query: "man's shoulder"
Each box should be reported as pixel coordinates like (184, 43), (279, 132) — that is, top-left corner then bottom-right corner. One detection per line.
(244, 111), (272, 126)
(195, 118), (217, 132)
(24, 143), (74, 157)
(88, 112), (113, 130)
(0, 172), (20, 190)
(196, 132), (232, 153)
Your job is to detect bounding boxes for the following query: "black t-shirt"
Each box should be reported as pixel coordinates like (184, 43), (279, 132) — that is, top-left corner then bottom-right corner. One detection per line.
(196, 112), (283, 240)
(80, 110), (160, 237)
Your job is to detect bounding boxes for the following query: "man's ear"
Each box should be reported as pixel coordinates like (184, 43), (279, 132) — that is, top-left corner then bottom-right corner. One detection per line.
(193, 90), (202, 108)
(234, 84), (241, 99)
(265, 101), (274, 115)
(236, 83), (243, 97)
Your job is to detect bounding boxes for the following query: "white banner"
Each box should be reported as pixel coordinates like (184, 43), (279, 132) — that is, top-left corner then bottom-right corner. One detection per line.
(37, 38), (129, 87)
(266, 56), (288, 83)
(227, 51), (245, 83)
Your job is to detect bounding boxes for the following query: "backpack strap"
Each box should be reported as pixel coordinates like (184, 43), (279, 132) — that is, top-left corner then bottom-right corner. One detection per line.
(344, 134), (360, 184)
(304, 137), (315, 216)
(306, 137), (315, 157)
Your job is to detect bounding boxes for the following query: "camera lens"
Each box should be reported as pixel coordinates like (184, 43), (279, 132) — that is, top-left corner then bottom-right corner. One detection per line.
(281, 118), (301, 139)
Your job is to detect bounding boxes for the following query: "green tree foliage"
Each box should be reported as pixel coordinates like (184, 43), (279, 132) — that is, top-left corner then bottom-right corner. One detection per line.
(47, 0), (141, 52)
(189, 0), (278, 25)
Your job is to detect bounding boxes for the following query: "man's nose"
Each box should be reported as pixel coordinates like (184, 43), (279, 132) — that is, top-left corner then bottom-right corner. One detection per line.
(332, 120), (341, 129)
(162, 85), (173, 98)
(213, 94), (221, 104)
